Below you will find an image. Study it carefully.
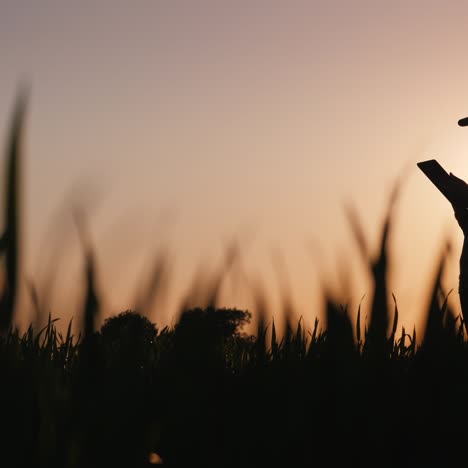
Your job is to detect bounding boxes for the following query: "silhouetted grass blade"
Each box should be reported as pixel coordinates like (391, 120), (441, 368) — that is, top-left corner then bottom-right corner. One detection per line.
(271, 318), (278, 357)
(135, 250), (170, 318)
(422, 248), (448, 351)
(253, 282), (268, 362)
(325, 297), (354, 356)
(73, 208), (100, 342)
(0, 90), (27, 332)
(389, 293), (399, 349)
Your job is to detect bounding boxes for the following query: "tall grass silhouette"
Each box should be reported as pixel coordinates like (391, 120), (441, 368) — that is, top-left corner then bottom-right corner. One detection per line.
(2, 94), (468, 467)
(0, 91), (25, 332)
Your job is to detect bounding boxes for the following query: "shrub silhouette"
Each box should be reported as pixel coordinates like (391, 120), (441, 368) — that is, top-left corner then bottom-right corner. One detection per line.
(175, 306), (250, 341)
(97, 310), (157, 368)
(171, 307), (250, 367)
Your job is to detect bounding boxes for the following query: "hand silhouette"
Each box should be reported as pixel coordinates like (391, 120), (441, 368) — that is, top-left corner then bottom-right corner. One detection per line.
(450, 172), (468, 235)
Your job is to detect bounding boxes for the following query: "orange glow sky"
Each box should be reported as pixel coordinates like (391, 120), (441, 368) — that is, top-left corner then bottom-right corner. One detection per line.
(2, 1), (468, 334)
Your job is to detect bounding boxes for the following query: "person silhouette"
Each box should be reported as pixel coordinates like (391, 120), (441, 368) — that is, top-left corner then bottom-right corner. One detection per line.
(449, 172), (468, 318)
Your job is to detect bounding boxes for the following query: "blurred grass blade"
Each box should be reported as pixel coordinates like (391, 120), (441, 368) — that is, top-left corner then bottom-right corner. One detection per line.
(344, 205), (369, 262)
(0, 90), (27, 332)
(206, 241), (240, 308)
(27, 279), (41, 322)
(367, 209), (391, 355)
(368, 180), (401, 356)
(252, 281), (268, 362)
(135, 249), (171, 318)
(73, 208), (100, 341)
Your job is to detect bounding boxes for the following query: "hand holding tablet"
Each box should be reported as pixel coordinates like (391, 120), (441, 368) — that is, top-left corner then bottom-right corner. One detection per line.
(417, 159), (468, 208)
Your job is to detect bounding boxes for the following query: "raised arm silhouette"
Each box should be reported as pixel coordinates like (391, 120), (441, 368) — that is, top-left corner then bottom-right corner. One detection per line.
(449, 172), (468, 318)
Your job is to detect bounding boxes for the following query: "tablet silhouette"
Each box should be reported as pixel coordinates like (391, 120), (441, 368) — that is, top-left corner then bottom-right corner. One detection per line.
(417, 159), (468, 206)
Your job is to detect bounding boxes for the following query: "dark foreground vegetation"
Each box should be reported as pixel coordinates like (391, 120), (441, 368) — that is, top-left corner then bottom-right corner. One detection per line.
(1, 94), (468, 467)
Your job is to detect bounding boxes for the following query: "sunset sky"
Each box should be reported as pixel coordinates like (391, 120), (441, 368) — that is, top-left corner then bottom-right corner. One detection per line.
(2, 1), (468, 333)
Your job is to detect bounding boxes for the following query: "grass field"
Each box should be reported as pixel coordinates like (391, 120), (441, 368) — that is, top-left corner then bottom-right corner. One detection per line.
(1, 93), (468, 467)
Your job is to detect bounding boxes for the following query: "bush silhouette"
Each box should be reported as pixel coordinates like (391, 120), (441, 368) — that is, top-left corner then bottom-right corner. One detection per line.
(171, 307), (250, 365)
(98, 310), (157, 368)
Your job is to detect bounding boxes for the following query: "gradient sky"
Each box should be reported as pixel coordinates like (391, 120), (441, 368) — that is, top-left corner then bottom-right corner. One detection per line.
(2, 1), (468, 333)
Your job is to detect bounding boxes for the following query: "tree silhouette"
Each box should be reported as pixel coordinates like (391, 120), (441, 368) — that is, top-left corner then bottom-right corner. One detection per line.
(98, 310), (157, 369)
